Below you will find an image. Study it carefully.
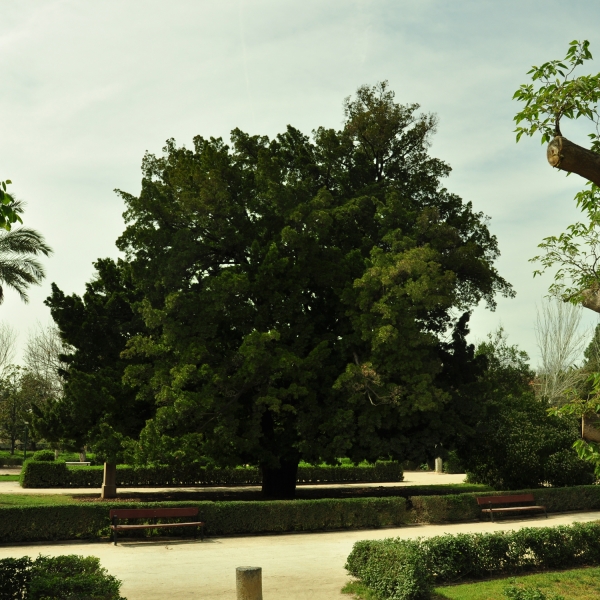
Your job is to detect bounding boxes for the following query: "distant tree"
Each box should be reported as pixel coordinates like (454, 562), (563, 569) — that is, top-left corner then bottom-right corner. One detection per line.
(534, 297), (588, 405)
(0, 201), (52, 304)
(24, 323), (69, 402)
(0, 367), (30, 454)
(0, 322), (17, 376)
(115, 82), (513, 498)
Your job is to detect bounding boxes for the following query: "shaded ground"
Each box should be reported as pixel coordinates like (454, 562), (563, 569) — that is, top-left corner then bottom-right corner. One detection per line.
(0, 471), (470, 501)
(1, 510), (598, 600)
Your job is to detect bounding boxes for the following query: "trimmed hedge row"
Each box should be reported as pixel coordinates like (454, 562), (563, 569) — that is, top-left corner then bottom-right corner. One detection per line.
(0, 497), (409, 543)
(0, 555), (125, 599)
(346, 521), (600, 600)
(410, 485), (600, 523)
(20, 460), (404, 488)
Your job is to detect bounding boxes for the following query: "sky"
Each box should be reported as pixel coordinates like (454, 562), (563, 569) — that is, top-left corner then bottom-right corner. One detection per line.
(1, 0), (600, 366)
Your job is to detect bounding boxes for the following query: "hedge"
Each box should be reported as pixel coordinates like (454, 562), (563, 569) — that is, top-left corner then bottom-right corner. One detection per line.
(346, 521), (600, 600)
(0, 496), (409, 543)
(20, 460), (403, 488)
(0, 555), (125, 599)
(410, 486), (600, 523)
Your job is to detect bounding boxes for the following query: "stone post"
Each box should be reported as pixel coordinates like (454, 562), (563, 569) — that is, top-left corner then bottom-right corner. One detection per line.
(434, 457), (443, 473)
(101, 462), (117, 499)
(236, 566), (262, 600)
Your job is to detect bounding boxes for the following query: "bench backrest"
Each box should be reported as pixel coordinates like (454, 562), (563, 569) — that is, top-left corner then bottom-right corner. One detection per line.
(476, 494), (535, 506)
(110, 508), (199, 519)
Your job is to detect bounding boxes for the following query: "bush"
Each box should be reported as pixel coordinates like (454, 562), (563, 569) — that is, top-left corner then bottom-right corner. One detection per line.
(0, 497), (409, 543)
(442, 450), (463, 474)
(346, 522), (600, 600)
(20, 461), (69, 488)
(20, 460), (403, 488)
(31, 450), (55, 462)
(0, 554), (124, 600)
(410, 485), (600, 523)
(457, 393), (595, 489)
(503, 584), (565, 600)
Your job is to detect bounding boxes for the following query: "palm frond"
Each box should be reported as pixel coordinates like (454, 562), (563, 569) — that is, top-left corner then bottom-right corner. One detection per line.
(0, 228), (52, 256)
(0, 226), (52, 304)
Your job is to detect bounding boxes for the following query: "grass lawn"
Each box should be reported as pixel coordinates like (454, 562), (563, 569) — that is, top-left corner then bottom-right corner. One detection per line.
(0, 474), (19, 482)
(0, 494), (78, 506)
(344, 567), (600, 599)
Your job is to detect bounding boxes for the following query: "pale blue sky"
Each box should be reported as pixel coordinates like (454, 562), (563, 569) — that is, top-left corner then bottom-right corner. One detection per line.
(1, 0), (599, 363)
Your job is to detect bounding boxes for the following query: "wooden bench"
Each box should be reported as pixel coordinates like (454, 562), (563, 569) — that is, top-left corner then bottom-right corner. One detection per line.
(109, 508), (204, 545)
(476, 494), (547, 522)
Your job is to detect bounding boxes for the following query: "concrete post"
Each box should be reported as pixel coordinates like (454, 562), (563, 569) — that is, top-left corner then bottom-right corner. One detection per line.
(236, 566), (262, 600)
(434, 457), (443, 473)
(101, 462), (117, 499)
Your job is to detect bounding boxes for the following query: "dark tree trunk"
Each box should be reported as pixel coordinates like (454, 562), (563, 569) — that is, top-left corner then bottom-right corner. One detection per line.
(261, 458), (299, 499)
(547, 136), (600, 187)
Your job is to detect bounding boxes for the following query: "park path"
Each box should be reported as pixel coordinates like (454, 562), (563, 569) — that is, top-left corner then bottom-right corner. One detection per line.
(0, 510), (599, 599)
(0, 469), (466, 494)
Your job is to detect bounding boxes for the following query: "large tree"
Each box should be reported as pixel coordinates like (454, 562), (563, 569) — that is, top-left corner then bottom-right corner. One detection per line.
(113, 82), (511, 498)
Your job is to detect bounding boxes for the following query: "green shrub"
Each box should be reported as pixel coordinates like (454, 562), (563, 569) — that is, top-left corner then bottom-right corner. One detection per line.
(410, 485), (600, 523)
(0, 497), (408, 543)
(20, 461), (69, 488)
(456, 394), (595, 489)
(346, 522), (600, 600)
(442, 450), (463, 474)
(0, 554), (124, 599)
(31, 450), (55, 462)
(20, 460), (403, 488)
(503, 584), (565, 600)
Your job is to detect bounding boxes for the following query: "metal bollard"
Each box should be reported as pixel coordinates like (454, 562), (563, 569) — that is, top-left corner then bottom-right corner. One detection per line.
(434, 457), (443, 473)
(236, 566), (262, 600)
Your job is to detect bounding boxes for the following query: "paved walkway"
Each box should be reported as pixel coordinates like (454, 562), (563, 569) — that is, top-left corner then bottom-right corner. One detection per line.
(1, 511), (599, 599)
(0, 470), (467, 495)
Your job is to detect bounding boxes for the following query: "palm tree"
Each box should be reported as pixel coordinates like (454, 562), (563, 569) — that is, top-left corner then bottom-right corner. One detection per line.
(0, 201), (52, 304)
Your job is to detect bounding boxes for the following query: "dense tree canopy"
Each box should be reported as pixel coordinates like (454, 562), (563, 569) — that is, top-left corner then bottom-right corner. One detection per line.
(36, 258), (148, 460)
(101, 82), (512, 497)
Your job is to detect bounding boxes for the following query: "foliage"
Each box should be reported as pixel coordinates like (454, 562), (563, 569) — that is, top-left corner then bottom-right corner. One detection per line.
(456, 332), (593, 489)
(107, 81), (511, 497)
(346, 522), (600, 600)
(0, 179), (22, 231)
(530, 184), (600, 301)
(19, 459), (403, 488)
(503, 584), (564, 600)
(31, 449), (54, 461)
(514, 40), (600, 146)
(0, 554), (125, 600)
(0, 497), (408, 543)
(0, 202), (52, 304)
(410, 486), (600, 523)
(441, 450), (463, 474)
(0, 366), (32, 454)
(38, 258), (148, 453)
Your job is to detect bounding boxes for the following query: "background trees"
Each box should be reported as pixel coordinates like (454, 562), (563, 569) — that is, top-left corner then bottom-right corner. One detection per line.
(455, 329), (595, 488)
(35, 258), (147, 460)
(106, 82), (512, 497)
